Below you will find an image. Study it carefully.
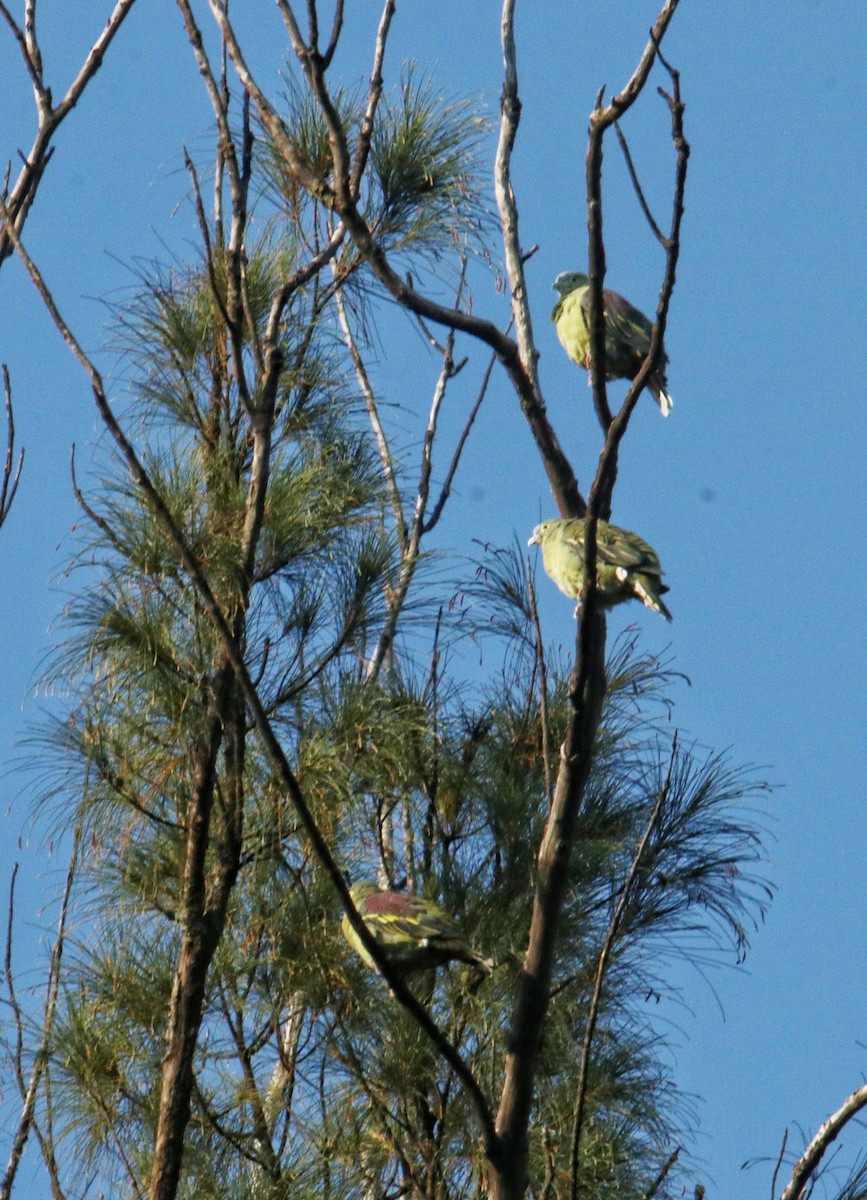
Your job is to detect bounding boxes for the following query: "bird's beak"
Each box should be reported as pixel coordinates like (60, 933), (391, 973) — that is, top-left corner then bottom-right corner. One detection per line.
(527, 533), (539, 546)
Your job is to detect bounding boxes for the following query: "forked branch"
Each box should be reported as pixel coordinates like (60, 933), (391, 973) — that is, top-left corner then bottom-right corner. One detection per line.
(0, 0), (139, 268)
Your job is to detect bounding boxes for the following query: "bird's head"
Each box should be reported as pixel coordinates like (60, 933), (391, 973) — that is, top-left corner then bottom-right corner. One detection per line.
(528, 521), (555, 547)
(552, 271), (589, 297)
(348, 881), (380, 906)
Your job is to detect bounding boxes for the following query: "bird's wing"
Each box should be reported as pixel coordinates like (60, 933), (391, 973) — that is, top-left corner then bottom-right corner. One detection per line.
(596, 526), (661, 574)
(361, 891), (463, 944)
(582, 288), (653, 357)
(555, 520), (589, 558)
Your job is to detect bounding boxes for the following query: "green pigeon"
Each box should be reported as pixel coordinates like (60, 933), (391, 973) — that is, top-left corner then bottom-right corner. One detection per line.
(341, 882), (493, 978)
(528, 517), (672, 620)
(551, 271), (673, 416)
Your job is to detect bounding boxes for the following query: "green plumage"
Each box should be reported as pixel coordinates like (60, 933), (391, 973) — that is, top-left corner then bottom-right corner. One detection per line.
(551, 271), (673, 416)
(341, 882), (493, 977)
(528, 517), (672, 620)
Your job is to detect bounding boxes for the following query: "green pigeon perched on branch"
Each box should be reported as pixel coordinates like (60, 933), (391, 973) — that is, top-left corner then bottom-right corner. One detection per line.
(551, 271), (673, 417)
(341, 882), (493, 978)
(528, 517), (672, 620)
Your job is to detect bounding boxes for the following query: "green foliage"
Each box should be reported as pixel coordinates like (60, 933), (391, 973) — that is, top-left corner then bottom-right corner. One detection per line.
(261, 65), (491, 275)
(368, 68), (490, 258)
(13, 63), (770, 1200)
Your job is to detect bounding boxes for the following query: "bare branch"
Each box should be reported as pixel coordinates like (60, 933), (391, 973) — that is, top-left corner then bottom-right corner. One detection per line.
(351, 0), (397, 193)
(333, 281), (406, 551)
(0, 365), (24, 528)
(0, 0), (139, 267)
(615, 120), (666, 244)
(422, 346), (496, 535)
(595, 0), (682, 128)
(494, 0), (542, 401)
(490, 0), (585, 519)
(526, 563), (552, 809)
(779, 1085), (867, 1200)
(1, 829), (81, 1200)
(586, 36), (689, 523)
(0, 2), (45, 96)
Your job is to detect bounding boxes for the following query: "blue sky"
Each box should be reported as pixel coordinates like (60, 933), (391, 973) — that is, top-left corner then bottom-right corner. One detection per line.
(2, 1), (867, 1194)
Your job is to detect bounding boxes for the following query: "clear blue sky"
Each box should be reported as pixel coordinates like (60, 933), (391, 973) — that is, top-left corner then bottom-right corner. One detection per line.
(2, 1), (866, 1194)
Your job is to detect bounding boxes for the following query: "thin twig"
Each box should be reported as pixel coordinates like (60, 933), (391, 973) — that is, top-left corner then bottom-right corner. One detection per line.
(614, 120), (666, 244)
(364, 324), (456, 683)
(0, 0), (139, 267)
(422, 345), (497, 535)
(333, 281), (406, 552)
(569, 734), (679, 1200)
(770, 1128), (789, 1200)
(526, 564), (552, 808)
(0, 366), (24, 527)
(1, 828), (81, 1200)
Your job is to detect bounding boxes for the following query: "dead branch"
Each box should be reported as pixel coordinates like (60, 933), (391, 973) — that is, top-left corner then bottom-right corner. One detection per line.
(1, 829), (80, 1200)
(0, 365), (23, 528)
(586, 33), (689, 523)
(422, 346), (496, 535)
(0, 0), (139, 269)
(584, 0), (682, 437)
(779, 1085), (867, 1200)
(615, 120), (666, 245)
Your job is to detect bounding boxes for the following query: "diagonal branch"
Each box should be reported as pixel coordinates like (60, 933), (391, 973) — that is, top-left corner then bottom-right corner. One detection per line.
(779, 1084), (867, 1200)
(615, 120), (666, 245)
(333, 281), (405, 552)
(363, 320), (457, 683)
(422, 345), (495, 535)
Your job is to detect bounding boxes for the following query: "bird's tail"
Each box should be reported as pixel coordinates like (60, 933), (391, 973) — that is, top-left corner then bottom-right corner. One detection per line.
(651, 379), (673, 417)
(468, 950), (494, 975)
(632, 575), (673, 621)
